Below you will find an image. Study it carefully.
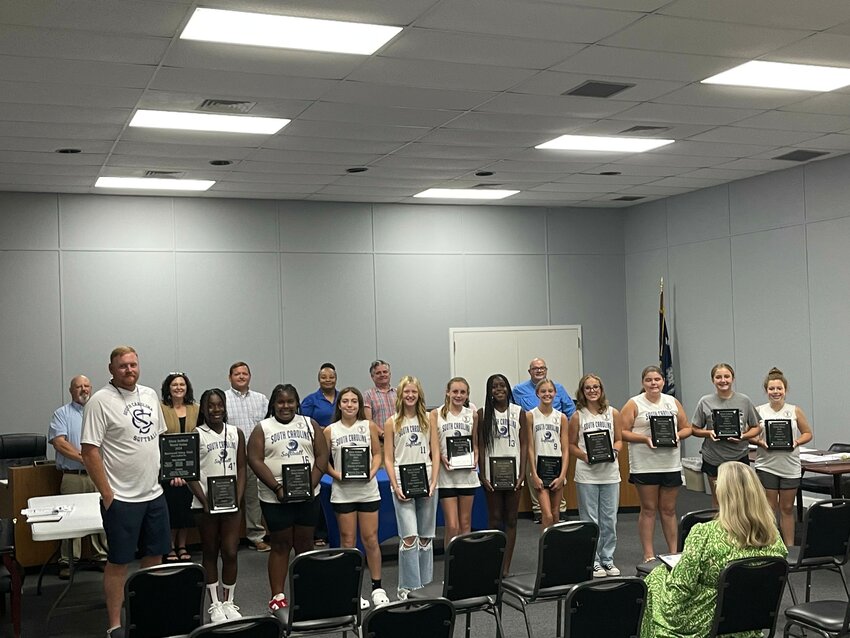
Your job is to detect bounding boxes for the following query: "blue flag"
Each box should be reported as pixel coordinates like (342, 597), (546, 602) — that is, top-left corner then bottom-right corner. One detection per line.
(659, 286), (676, 397)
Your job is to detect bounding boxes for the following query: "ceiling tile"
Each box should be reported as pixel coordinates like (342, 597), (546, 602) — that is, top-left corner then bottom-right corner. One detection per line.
(298, 101), (459, 127)
(478, 92), (637, 118)
(318, 81), (495, 110)
(150, 68), (337, 100)
(654, 84), (811, 110)
(0, 25), (170, 64)
(347, 57), (536, 91)
(660, 0), (850, 30)
(614, 102), (763, 125)
(689, 126), (819, 146)
(733, 110), (850, 133)
(762, 33), (850, 66)
(510, 70), (684, 101)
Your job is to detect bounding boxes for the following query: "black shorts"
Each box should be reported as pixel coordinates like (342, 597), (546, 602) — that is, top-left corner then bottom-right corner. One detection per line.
(756, 470), (800, 491)
(332, 500), (381, 514)
(701, 455), (749, 478)
(260, 498), (320, 531)
(101, 493), (171, 564)
(629, 471), (682, 488)
(438, 487), (478, 498)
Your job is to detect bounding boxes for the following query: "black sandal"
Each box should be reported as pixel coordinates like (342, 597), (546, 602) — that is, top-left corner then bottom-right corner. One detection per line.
(176, 546), (191, 561)
(165, 549), (179, 563)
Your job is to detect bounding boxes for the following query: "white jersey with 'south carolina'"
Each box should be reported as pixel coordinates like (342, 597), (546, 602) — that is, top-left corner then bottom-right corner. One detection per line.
(531, 406), (563, 462)
(574, 406), (620, 485)
(329, 419), (380, 503)
(194, 422), (240, 508)
(487, 404), (522, 481)
(257, 415), (318, 503)
(392, 415), (433, 482)
(436, 405), (479, 489)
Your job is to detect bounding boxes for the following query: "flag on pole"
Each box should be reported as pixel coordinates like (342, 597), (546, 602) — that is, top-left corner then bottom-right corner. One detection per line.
(659, 279), (676, 397)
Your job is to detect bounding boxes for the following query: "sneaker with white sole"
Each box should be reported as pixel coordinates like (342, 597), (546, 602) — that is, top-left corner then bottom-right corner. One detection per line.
(208, 602), (227, 623)
(268, 593), (287, 612)
(603, 563), (620, 576)
(371, 588), (390, 606)
(221, 601), (242, 620)
(360, 597), (370, 609)
(397, 588), (410, 601)
(592, 563), (607, 578)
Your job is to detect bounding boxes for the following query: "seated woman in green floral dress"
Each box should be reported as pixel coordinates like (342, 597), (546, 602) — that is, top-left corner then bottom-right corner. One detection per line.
(641, 462), (787, 638)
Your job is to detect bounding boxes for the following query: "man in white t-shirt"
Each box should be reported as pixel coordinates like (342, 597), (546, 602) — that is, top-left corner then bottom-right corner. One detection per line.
(82, 346), (170, 638)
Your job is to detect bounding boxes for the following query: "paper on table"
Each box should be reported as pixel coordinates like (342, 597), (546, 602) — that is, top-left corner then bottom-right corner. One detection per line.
(800, 453), (848, 463)
(658, 553), (682, 569)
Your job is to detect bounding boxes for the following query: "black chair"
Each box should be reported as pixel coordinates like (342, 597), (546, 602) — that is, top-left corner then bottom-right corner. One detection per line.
(784, 599), (850, 637)
(502, 521), (598, 638)
(0, 434), (46, 480)
(124, 563), (206, 638)
(188, 616), (282, 638)
(636, 508), (717, 576)
(708, 556), (788, 638)
(362, 598), (454, 638)
(0, 518), (21, 638)
(563, 577), (646, 638)
(786, 498), (850, 604)
(408, 530), (506, 638)
(274, 548), (363, 638)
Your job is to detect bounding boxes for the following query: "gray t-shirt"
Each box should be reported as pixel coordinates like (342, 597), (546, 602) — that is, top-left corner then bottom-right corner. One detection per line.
(691, 392), (760, 465)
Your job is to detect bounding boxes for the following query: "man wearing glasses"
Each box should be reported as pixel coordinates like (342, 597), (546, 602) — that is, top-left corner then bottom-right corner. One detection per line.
(512, 357), (576, 523)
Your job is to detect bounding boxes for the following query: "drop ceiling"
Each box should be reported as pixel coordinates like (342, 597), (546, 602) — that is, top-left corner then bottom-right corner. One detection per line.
(4, 0), (850, 207)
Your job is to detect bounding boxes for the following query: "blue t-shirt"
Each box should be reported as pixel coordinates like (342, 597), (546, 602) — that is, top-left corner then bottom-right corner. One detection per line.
(300, 388), (338, 427)
(48, 401), (86, 470)
(513, 379), (576, 417)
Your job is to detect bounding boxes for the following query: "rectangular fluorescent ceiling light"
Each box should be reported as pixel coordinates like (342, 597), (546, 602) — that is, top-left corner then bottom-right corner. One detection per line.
(702, 60), (850, 91)
(536, 135), (674, 152)
(130, 110), (289, 135)
(414, 188), (519, 200)
(95, 177), (214, 192)
(181, 7), (402, 55)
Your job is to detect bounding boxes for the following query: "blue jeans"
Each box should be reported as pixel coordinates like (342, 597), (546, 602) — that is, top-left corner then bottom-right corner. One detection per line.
(392, 492), (438, 591)
(576, 482), (619, 565)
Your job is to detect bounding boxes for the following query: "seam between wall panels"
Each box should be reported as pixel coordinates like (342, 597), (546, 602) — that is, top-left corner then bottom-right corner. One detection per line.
(802, 170), (816, 429)
(544, 208), (551, 325)
(56, 194), (65, 397)
(370, 204), (379, 358)
(172, 198), (179, 369)
(727, 187), (737, 371)
(278, 201), (285, 383)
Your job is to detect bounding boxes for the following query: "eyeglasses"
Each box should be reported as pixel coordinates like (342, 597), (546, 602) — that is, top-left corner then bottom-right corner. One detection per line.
(584, 385), (601, 392)
(529, 366), (547, 372)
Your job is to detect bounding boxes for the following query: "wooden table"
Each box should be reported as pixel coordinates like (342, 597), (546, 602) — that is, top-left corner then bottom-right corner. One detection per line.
(797, 450), (850, 519)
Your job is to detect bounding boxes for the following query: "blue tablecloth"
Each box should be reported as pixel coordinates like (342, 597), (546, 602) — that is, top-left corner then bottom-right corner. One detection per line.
(319, 469), (489, 549)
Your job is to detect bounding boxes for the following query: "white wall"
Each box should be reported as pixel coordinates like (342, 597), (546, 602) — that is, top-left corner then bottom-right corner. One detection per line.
(0, 194), (629, 433)
(625, 157), (850, 451)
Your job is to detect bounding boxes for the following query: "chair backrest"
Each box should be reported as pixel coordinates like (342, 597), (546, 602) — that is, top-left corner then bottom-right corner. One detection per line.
(287, 548), (363, 628)
(828, 443), (850, 454)
(678, 509), (718, 552)
(125, 563), (206, 638)
(536, 521), (598, 592)
(0, 434), (46, 479)
(188, 615), (282, 638)
(362, 598), (454, 638)
(564, 577), (646, 638)
(442, 530), (506, 602)
(709, 556), (788, 638)
(798, 499), (850, 564)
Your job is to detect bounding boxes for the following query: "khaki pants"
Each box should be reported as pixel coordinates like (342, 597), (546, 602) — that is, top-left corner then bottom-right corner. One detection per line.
(59, 472), (108, 562)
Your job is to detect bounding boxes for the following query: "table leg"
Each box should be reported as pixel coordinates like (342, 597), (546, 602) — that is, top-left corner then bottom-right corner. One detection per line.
(833, 474), (842, 498)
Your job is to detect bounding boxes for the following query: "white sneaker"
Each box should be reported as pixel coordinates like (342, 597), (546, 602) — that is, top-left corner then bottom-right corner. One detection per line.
(603, 563), (620, 576)
(371, 588), (390, 606)
(360, 597), (370, 610)
(208, 602), (227, 623)
(221, 601), (242, 620)
(592, 564), (607, 578)
(397, 588), (410, 601)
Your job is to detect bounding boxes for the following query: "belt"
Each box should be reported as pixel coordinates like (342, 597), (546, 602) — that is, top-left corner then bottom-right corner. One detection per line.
(62, 469), (87, 475)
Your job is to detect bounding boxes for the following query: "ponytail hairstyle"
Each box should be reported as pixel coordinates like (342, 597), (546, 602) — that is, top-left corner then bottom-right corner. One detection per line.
(710, 362), (736, 379)
(763, 367), (788, 392)
(440, 377), (470, 419)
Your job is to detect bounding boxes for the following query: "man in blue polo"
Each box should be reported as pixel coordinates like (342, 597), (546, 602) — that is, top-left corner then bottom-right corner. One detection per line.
(513, 357), (576, 523)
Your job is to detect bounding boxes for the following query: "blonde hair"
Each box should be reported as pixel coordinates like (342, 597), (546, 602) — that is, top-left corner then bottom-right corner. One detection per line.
(392, 376), (428, 434)
(716, 463), (779, 548)
(110, 345), (137, 362)
(440, 377), (469, 419)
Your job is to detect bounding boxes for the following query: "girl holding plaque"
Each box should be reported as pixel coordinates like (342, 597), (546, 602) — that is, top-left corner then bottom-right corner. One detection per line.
(568, 373), (622, 577)
(527, 379), (569, 530)
(690, 363), (761, 506)
(383, 376), (440, 600)
(431, 377), (479, 546)
(754, 367), (813, 545)
(324, 387), (389, 608)
(188, 389), (246, 623)
(621, 366), (692, 562)
(248, 384), (328, 613)
(477, 374), (526, 576)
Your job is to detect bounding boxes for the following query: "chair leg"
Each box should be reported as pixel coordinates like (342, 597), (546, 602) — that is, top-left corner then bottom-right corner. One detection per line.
(556, 599), (562, 638)
(805, 569), (812, 603)
(492, 604), (505, 638)
(465, 611), (471, 638)
(518, 598), (533, 638)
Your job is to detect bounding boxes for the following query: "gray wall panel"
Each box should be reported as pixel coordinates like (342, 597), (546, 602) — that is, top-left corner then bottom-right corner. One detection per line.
(60, 194), (174, 251)
(667, 185), (730, 246)
(730, 167), (804, 236)
(805, 155), (850, 223)
(624, 200), (667, 254)
(464, 254), (549, 328)
(463, 206), (546, 254)
(174, 198), (278, 252)
(0, 192), (58, 250)
(548, 207), (625, 255)
(279, 201), (372, 253)
(373, 204), (464, 254)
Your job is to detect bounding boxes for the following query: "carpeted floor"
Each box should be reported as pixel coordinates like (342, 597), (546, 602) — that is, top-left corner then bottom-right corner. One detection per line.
(11, 487), (848, 637)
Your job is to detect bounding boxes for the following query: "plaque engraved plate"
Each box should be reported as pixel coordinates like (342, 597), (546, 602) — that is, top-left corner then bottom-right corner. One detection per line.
(765, 419), (793, 450)
(712, 409), (741, 440)
(584, 430), (615, 464)
(282, 463), (312, 502)
(207, 475), (237, 514)
(447, 435), (475, 469)
(536, 455), (562, 485)
(489, 456), (517, 490)
(341, 446), (370, 480)
(159, 432), (200, 481)
(649, 415), (678, 448)
(399, 463), (428, 498)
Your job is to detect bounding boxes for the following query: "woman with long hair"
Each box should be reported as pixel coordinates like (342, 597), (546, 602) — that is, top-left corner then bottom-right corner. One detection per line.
(621, 365), (691, 562)
(383, 376), (440, 599)
(754, 367), (813, 545)
(431, 377), (479, 545)
(188, 389), (246, 622)
(247, 384), (328, 612)
(641, 462), (787, 638)
(477, 373), (526, 576)
(324, 387), (388, 608)
(527, 378), (569, 530)
(568, 373), (622, 577)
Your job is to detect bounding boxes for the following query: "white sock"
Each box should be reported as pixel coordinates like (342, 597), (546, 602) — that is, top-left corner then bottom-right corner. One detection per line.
(206, 583), (219, 605)
(222, 582), (235, 602)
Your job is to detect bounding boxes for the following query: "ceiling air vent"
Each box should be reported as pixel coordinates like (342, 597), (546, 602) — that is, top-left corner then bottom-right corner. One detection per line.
(143, 170), (185, 178)
(619, 125), (670, 135)
(564, 81), (634, 98)
(474, 183), (503, 188)
(196, 99), (257, 114)
(773, 150), (829, 162)
(613, 195), (645, 201)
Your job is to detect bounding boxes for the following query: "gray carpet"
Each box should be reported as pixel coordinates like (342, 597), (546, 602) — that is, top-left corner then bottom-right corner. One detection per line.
(13, 488), (848, 637)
